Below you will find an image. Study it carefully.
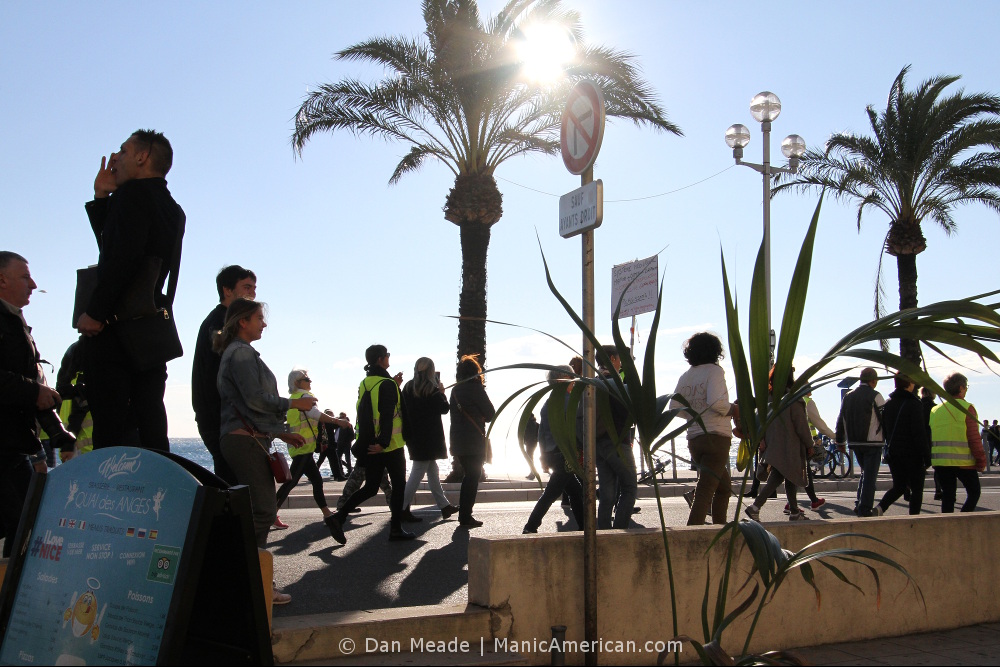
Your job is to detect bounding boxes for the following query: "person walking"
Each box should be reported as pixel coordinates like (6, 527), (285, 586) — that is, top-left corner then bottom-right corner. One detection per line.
(671, 333), (738, 526)
(192, 265), (256, 484)
(400, 357), (458, 521)
(522, 365), (584, 534)
(930, 373), (986, 513)
(836, 368), (886, 517)
(873, 374), (932, 515)
(745, 368), (811, 522)
(449, 354), (495, 529)
(274, 369), (349, 526)
(326, 345), (414, 543)
(214, 298), (321, 605)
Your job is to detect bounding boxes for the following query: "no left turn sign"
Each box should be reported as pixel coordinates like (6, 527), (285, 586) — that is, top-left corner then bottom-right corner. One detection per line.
(561, 80), (606, 175)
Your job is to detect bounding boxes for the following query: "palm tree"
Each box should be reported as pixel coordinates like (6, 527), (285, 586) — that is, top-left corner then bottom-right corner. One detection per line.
(292, 0), (680, 369)
(773, 65), (1000, 365)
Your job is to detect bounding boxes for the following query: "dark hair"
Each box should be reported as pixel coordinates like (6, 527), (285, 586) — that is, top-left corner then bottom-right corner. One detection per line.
(212, 298), (263, 353)
(859, 367), (878, 383)
(768, 366), (795, 395)
(920, 386), (935, 399)
(456, 354), (484, 384)
(893, 373), (914, 390)
(0, 251), (27, 271)
(597, 344), (620, 372)
(130, 129), (173, 175)
(568, 356), (583, 376)
(364, 344), (388, 371)
(215, 265), (256, 301)
(683, 332), (724, 366)
(942, 373), (968, 397)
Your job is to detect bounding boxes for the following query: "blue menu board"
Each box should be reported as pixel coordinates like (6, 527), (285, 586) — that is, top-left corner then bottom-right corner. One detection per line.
(0, 447), (198, 666)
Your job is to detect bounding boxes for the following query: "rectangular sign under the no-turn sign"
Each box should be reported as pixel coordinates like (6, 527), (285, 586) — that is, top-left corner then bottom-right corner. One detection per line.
(559, 180), (603, 238)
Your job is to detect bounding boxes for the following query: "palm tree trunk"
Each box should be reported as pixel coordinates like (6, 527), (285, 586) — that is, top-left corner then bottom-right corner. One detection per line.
(457, 221), (491, 367)
(896, 253), (922, 366)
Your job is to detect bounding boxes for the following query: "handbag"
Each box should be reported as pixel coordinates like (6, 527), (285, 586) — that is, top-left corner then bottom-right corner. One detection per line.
(456, 402), (492, 463)
(235, 410), (293, 483)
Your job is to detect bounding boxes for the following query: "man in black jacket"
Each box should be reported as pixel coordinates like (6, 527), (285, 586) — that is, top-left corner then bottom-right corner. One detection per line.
(836, 368), (886, 517)
(75, 130), (186, 452)
(191, 265), (256, 484)
(0, 252), (75, 555)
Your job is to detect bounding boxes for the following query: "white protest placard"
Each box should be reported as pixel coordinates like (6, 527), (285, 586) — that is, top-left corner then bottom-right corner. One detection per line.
(611, 255), (659, 319)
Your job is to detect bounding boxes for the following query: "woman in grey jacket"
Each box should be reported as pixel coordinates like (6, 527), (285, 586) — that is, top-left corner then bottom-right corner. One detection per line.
(214, 298), (316, 604)
(449, 355), (495, 528)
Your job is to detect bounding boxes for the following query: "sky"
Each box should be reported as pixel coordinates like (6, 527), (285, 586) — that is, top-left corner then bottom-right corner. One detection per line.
(3, 1), (998, 473)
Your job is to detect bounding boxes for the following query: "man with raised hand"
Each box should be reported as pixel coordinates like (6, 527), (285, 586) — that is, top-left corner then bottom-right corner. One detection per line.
(76, 130), (186, 451)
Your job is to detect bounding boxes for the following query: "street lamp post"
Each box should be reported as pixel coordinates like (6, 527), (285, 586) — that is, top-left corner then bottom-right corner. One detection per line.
(725, 92), (806, 363)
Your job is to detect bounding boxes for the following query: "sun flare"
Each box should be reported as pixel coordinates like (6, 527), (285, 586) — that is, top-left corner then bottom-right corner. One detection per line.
(516, 22), (576, 84)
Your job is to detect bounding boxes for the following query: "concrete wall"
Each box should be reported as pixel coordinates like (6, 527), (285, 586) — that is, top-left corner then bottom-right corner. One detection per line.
(469, 513), (1000, 664)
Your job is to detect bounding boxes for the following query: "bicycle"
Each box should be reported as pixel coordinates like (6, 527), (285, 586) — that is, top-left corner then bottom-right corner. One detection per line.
(809, 435), (853, 479)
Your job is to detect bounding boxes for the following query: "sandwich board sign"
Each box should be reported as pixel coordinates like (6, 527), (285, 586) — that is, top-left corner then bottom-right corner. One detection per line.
(0, 447), (273, 665)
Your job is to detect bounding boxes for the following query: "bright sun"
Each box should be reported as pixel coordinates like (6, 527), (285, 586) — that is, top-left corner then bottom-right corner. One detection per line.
(516, 23), (576, 84)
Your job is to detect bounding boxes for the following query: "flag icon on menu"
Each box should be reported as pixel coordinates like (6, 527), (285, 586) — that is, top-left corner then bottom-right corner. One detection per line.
(68, 520), (76, 529)
(126, 527), (135, 537)
(137, 529), (147, 539)
(59, 519), (66, 527)
(148, 530), (158, 540)
(79, 521), (87, 530)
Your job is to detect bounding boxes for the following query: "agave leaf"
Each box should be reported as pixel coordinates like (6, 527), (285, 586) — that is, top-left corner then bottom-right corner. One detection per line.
(714, 583), (760, 640)
(747, 240), (771, 423)
(798, 562), (821, 609)
(814, 559), (866, 596)
(738, 649), (808, 665)
(735, 521), (787, 588)
(771, 196), (823, 400)
(721, 252), (759, 443)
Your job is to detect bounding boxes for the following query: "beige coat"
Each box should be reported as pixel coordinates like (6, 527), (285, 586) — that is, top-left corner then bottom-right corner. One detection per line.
(762, 398), (811, 487)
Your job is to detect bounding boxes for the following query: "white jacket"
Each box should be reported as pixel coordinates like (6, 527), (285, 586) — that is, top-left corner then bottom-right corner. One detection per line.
(670, 363), (733, 439)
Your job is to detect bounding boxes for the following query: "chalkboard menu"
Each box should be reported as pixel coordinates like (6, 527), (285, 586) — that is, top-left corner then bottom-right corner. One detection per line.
(0, 447), (272, 665)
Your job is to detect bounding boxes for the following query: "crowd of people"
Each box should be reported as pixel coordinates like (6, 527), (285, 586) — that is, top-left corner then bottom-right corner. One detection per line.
(0, 128), (995, 611)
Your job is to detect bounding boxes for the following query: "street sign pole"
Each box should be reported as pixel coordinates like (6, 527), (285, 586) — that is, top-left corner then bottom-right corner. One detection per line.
(580, 165), (598, 666)
(560, 80), (604, 665)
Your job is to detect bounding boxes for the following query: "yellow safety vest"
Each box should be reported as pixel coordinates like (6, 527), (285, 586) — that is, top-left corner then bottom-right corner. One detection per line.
(286, 391), (318, 457)
(930, 399), (975, 468)
(59, 373), (94, 454)
(803, 396), (818, 438)
(357, 376), (404, 453)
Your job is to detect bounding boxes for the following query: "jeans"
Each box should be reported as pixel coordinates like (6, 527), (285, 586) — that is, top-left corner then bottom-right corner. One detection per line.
(687, 433), (732, 525)
(337, 447), (407, 529)
(275, 452), (327, 509)
(456, 455), (486, 521)
(936, 467), (981, 513)
(524, 450), (585, 532)
(221, 434), (276, 549)
(403, 460), (451, 509)
(197, 423), (237, 485)
(753, 468), (799, 513)
(336, 465), (391, 511)
(878, 458), (926, 515)
(596, 443), (636, 529)
(851, 445), (883, 516)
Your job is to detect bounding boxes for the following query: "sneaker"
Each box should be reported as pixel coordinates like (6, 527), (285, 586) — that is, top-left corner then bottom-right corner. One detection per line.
(459, 517), (484, 528)
(522, 527), (537, 534)
(440, 505), (459, 520)
(682, 490), (695, 509)
(272, 515), (289, 530)
(348, 507), (362, 513)
(811, 498), (826, 510)
(325, 514), (346, 545)
(744, 505), (760, 522)
(272, 590), (292, 605)
(788, 510), (809, 521)
(782, 503), (791, 515)
(526, 473), (536, 481)
(871, 505), (884, 517)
